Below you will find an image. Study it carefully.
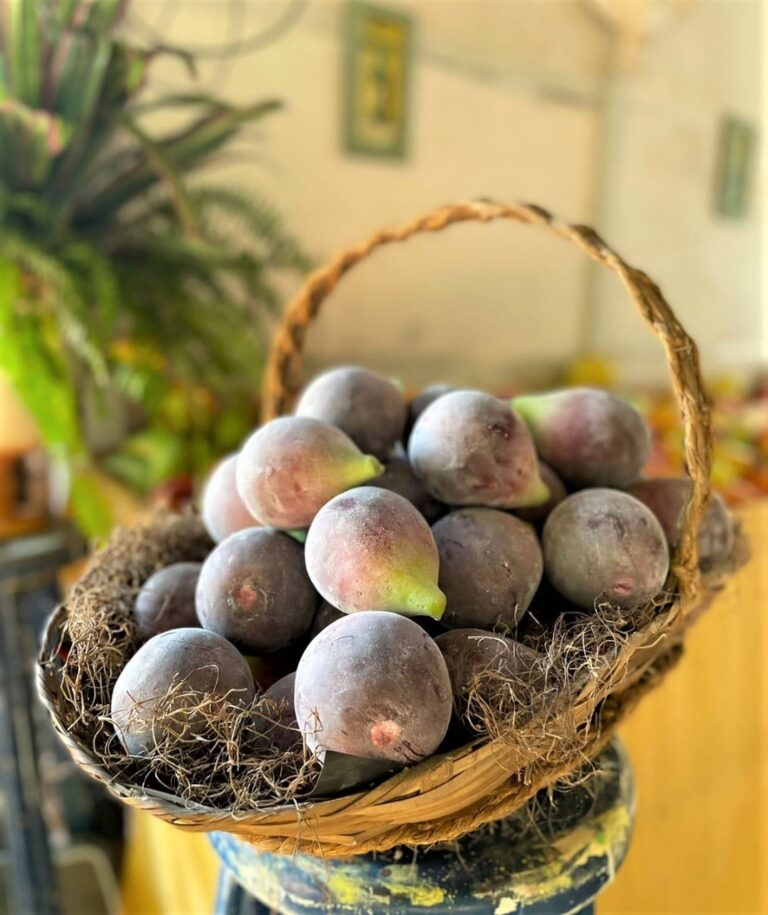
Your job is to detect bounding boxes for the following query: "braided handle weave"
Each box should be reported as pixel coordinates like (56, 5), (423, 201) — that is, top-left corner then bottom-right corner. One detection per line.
(261, 200), (712, 601)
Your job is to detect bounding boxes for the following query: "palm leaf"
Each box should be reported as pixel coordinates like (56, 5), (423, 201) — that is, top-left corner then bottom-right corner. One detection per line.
(45, 42), (152, 208)
(52, 0), (82, 30)
(72, 98), (282, 228)
(3, 0), (42, 106)
(0, 99), (71, 187)
(120, 115), (199, 237)
(50, 30), (112, 126)
(0, 1), (306, 535)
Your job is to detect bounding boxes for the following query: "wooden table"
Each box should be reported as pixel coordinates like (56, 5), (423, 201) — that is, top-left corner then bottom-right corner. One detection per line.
(120, 503), (767, 915)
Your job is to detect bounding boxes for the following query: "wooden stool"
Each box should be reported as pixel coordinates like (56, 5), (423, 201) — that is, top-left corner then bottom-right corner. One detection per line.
(211, 739), (634, 915)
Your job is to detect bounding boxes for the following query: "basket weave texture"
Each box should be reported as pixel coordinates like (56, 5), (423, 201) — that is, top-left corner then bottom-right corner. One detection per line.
(39, 201), (742, 858)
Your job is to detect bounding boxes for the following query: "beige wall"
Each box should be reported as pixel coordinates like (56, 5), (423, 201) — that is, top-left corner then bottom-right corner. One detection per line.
(590, 0), (765, 383)
(135, 0), (764, 388)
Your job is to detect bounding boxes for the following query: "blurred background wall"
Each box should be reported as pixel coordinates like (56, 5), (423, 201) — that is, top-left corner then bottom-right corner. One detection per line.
(135, 0), (764, 389)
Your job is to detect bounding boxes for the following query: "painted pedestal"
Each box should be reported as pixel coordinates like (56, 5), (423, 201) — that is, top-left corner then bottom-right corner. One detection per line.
(211, 739), (634, 915)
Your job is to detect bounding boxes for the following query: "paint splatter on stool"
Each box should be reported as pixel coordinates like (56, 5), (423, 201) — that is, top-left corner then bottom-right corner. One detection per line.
(211, 739), (634, 915)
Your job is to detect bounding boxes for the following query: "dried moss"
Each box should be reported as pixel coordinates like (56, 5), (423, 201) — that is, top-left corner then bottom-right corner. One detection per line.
(42, 511), (685, 814)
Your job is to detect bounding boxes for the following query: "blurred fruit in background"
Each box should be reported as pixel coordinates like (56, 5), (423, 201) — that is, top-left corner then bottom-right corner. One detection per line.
(639, 375), (768, 506)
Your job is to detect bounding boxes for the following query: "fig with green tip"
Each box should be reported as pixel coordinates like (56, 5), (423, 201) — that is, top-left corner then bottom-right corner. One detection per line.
(305, 486), (446, 619)
(514, 462), (567, 526)
(408, 390), (549, 508)
(512, 387), (650, 489)
(295, 366), (407, 459)
(627, 478), (734, 568)
(236, 416), (383, 529)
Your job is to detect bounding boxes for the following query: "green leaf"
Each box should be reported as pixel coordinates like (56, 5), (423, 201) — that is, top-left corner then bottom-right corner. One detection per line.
(0, 55), (9, 101)
(103, 428), (183, 492)
(45, 43), (151, 212)
(82, 0), (126, 32)
(50, 31), (112, 125)
(53, 0), (82, 30)
(5, 0), (41, 105)
(68, 467), (114, 540)
(73, 98), (282, 227)
(0, 99), (72, 187)
(1, 233), (109, 383)
(121, 115), (198, 237)
(0, 259), (83, 454)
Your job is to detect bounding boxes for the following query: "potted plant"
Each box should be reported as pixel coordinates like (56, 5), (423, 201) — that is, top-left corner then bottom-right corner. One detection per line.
(0, 0), (310, 536)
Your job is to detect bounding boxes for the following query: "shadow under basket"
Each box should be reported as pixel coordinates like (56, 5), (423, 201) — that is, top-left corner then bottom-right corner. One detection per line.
(38, 201), (748, 859)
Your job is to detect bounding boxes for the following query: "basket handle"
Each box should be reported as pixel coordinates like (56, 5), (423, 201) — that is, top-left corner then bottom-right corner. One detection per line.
(262, 200), (712, 601)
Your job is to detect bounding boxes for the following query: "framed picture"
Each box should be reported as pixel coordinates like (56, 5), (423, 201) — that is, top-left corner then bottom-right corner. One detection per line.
(714, 116), (757, 219)
(343, 1), (413, 159)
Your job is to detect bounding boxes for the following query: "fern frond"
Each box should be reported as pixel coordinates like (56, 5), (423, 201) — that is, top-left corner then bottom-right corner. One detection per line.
(0, 259), (83, 454)
(1, 233), (110, 383)
(183, 184), (313, 273)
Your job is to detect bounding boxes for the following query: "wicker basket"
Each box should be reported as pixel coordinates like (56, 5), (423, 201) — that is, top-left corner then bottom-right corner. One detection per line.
(39, 201), (744, 858)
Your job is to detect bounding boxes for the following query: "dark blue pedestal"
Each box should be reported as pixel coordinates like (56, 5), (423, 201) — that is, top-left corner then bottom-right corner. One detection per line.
(211, 739), (633, 915)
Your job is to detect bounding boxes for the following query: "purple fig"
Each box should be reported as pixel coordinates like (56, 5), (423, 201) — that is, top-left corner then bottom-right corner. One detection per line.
(543, 489), (669, 609)
(435, 628), (542, 715)
(111, 628), (255, 756)
(295, 366), (407, 459)
(408, 390), (549, 508)
(236, 416), (383, 529)
(134, 562), (201, 641)
(294, 611), (452, 763)
(432, 508), (543, 630)
(196, 528), (318, 653)
(257, 672), (301, 752)
(627, 478), (734, 568)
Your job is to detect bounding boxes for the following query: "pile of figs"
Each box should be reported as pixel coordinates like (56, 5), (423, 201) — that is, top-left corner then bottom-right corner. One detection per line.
(111, 368), (734, 773)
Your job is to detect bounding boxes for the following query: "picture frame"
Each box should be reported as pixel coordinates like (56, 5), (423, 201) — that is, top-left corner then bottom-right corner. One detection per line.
(342, 1), (413, 159)
(714, 116), (757, 219)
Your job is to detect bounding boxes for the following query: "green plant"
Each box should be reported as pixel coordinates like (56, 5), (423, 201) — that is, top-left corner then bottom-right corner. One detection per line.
(0, 0), (310, 535)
